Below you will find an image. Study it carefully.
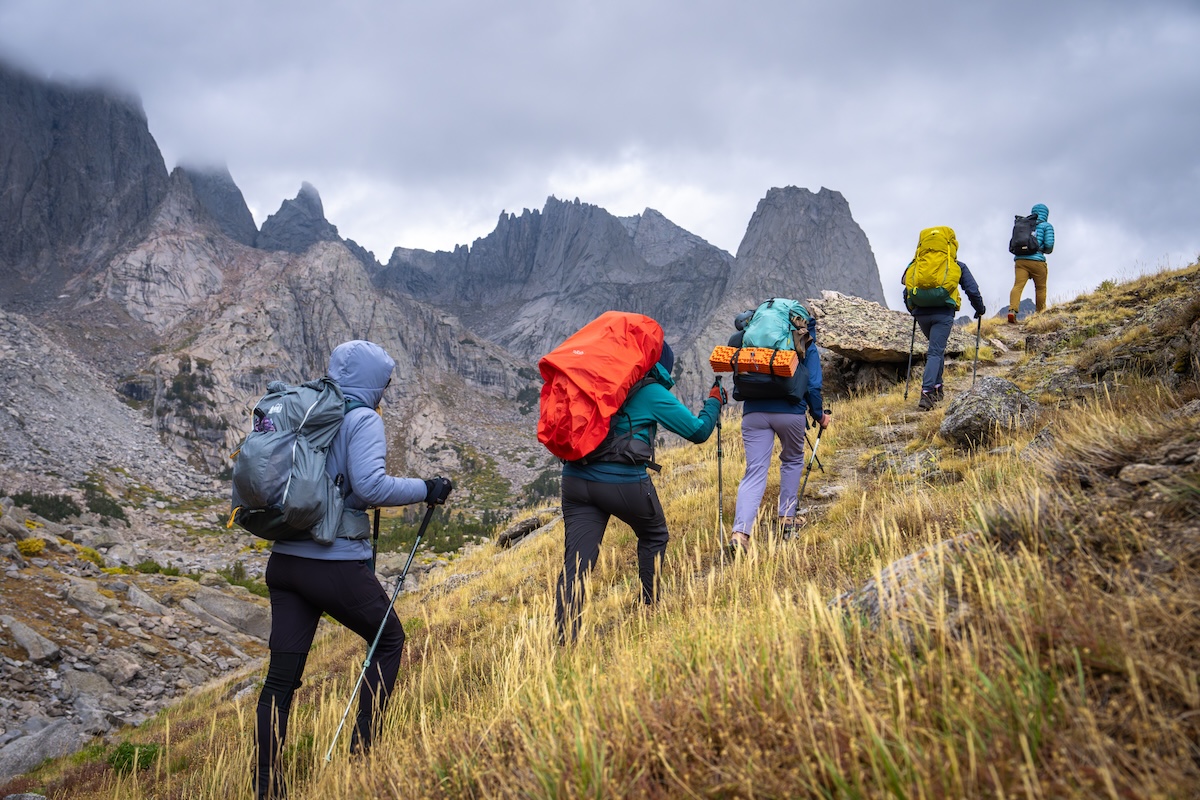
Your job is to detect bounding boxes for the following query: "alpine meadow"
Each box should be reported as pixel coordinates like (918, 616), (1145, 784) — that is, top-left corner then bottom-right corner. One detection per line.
(5, 262), (1198, 799)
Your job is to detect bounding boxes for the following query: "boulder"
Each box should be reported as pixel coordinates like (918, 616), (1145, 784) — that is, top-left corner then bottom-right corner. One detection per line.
(0, 616), (60, 663)
(187, 586), (270, 640)
(96, 651), (141, 686)
(0, 719), (89, 784)
(807, 291), (972, 363)
(938, 376), (1040, 448)
(65, 580), (119, 617)
(62, 668), (117, 701)
(126, 584), (170, 616)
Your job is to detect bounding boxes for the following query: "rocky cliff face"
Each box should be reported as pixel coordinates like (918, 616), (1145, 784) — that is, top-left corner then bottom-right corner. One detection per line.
(178, 165), (259, 247)
(378, 196), (736, 368)
(0, 61), (170, 309)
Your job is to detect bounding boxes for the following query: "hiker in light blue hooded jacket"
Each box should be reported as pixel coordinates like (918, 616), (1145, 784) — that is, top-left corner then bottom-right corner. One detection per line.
(254, 340), (452, 800)
(1008, 202), (1055, 321)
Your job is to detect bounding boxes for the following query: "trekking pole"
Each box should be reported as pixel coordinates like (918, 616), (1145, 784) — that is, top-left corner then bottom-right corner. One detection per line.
(798, 409), (832, 502)
(904, 317), (917, 401)
(714, 377), (725, 539)
(325, 501), (440, 762)
(971, 316), (982, 391)
(803, 433), (824, 472)
(369, 507), (380, 573)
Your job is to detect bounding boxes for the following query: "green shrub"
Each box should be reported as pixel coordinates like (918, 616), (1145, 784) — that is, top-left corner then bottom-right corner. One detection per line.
(82, 484), (128, 524)
(16, 538), (45, 557)
(107, 741), (160, 774)
(10, 491), (82, 522)
(220, 561), (268, 598)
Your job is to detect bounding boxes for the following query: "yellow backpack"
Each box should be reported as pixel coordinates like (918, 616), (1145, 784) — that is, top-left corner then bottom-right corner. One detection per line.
(903, 226), (962, 311)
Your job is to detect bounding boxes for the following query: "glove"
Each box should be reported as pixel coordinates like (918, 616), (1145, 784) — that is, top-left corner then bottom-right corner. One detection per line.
(974, 305), (986, 319)
(708, 382), (727, 405)
(423, 476), (453, 505)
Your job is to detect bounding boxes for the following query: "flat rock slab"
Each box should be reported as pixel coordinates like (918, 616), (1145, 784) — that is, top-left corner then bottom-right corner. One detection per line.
(807, 291), (973, 363)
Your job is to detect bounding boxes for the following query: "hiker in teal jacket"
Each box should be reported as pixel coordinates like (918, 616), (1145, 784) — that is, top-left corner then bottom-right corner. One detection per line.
(1009, 202), (1055, 320)
(556, 341), (723, 644)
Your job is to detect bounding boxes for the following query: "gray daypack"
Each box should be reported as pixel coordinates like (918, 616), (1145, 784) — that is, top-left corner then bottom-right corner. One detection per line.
(229, 377), (351, 545)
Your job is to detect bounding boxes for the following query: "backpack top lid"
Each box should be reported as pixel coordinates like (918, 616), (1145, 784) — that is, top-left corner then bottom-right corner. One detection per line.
(741, 298), (812, 351)
(536, 311), (664, 461)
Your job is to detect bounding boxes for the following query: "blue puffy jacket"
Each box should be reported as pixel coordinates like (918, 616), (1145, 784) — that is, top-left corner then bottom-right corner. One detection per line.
(274, 340), (428, 561)
(1016, 203), (1055, 263)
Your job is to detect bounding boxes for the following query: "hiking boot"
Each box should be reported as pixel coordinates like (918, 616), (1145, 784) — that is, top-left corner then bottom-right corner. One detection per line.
(779, 516), (807, 541)
(917, 391), (936, 411)
(933, 384), (944, 403)
(1007, 313), (1017, 324)
(728, 531), (750, 555)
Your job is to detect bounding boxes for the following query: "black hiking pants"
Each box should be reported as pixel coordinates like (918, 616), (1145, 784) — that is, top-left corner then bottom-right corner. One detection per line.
(254, 553), (405, 798)
(555, 475), (669, 644)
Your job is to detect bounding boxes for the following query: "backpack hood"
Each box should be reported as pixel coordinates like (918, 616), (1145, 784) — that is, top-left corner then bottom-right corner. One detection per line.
(328, 340), (395, 408)
(1032, 203), (1049, 222)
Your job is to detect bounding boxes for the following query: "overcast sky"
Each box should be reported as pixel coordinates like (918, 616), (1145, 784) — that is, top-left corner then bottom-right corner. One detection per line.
(1, 0), (1197, 312)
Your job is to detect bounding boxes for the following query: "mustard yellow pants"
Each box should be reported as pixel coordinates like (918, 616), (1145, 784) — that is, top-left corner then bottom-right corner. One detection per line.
(1010, 259), (1048, 313)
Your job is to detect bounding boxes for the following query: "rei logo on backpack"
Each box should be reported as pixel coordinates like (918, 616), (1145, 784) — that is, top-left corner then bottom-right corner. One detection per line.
(1008, 213), (1040, 257)
(903, 226), (962, 311)
(731, 298), (813, 404)
(229, 377), (351, 545)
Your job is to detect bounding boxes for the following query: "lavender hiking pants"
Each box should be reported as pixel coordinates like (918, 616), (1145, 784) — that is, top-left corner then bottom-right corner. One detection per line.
(732, 411), (809, 534)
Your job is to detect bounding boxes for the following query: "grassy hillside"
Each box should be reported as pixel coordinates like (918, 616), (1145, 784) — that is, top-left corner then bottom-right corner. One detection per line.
(4, 264), (1198, 799)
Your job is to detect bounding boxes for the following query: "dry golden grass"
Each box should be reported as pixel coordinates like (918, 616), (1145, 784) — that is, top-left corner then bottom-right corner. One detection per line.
(6, 264), (1199, 800)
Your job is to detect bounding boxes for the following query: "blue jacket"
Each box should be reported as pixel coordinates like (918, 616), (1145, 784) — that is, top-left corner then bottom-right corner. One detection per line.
(562, 363), (720, 483)
(905, 261), (986, 320)
(1015, 203), (1055, 263)
(274, 340), (428, 561)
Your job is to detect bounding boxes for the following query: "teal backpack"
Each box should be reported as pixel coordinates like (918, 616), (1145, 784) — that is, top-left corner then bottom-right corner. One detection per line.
(732, 298), (814, 404)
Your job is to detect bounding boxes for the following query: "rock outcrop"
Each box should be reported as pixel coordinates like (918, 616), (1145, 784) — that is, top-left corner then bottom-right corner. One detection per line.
(179, 164), (258, 247)
(0, 60), (170, 309)
(255, 182), (340, 253)
(938, 376), (1040, 448)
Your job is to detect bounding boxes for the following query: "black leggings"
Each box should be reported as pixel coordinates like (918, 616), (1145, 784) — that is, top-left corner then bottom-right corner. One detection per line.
(255, 553), (405, 796)
(555, 475), (669, 644)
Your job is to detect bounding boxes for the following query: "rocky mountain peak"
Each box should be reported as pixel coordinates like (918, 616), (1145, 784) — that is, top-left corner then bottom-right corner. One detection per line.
(178, 164), (258, 247)
(732, 185), (886, 308)
(255, 182), (340, 253)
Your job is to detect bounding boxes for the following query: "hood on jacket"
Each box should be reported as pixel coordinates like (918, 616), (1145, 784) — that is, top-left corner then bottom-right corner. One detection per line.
(1032, 203), (1049, 222)
(328, 340), (395, 408)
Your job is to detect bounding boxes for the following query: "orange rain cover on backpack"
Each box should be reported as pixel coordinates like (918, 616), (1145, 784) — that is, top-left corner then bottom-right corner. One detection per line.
(537, 311), (664, 461)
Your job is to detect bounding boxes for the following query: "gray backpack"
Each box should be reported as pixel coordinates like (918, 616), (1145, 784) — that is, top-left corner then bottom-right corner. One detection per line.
(229, 377), (349, 545)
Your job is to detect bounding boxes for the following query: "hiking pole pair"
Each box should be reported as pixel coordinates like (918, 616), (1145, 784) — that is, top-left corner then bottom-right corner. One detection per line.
(325, 499), (442, 762)
(798, 409), (832, 502)
(904, 317), (917, 401)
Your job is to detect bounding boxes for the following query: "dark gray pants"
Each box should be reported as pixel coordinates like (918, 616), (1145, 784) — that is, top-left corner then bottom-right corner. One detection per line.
(555, 475), (668, 644)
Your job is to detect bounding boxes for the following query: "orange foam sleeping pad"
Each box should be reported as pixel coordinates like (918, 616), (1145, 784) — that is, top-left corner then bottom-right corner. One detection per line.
(709, 345), (798, 377)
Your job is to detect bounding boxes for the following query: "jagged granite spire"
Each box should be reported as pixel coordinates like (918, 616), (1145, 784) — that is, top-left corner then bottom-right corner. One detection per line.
(178, 164), (258, 247)
(256, 182), (340, 253)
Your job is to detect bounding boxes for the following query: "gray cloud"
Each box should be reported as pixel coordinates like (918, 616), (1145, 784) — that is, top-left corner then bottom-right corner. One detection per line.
(1, 0), (1196, 311)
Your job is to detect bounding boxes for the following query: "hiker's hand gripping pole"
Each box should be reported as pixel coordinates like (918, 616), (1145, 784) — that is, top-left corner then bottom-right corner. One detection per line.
(325, 499), (442, 762)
